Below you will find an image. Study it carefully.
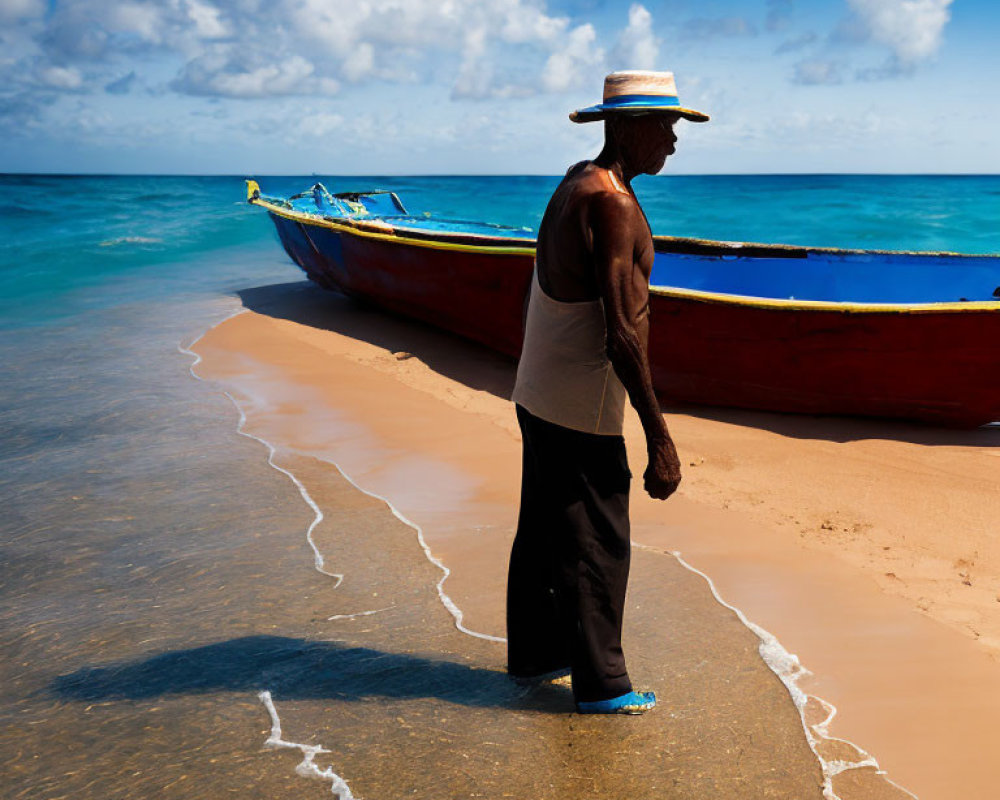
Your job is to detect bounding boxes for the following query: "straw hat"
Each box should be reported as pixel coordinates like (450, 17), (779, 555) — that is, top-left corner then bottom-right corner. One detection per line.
(570, 70), (709, 123)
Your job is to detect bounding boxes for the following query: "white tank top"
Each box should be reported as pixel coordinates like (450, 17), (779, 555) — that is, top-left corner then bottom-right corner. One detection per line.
(512, 269), (627, 436)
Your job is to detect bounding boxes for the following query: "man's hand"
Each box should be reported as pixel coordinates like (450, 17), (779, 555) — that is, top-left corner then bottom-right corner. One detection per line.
(644, 438), (682, 500)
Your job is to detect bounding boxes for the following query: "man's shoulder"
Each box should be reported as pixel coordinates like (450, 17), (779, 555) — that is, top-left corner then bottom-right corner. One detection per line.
(561, 163), (637, 214)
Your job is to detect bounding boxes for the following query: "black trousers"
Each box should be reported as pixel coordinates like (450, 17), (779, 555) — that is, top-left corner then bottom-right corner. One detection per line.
(507, 404), (633, 702)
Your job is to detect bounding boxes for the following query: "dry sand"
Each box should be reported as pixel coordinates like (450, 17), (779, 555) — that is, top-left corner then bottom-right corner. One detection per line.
(192, 280), (1000, 799)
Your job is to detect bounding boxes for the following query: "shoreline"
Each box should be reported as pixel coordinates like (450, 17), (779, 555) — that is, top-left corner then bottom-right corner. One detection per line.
(184, 278), (1000, 796)
(181, 367), (833, 800)
(183, 316), (504, 645)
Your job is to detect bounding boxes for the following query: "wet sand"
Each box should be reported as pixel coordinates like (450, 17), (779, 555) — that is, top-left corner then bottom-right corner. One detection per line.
(2, 292), (825, 799)
(190, 279), (1000, 799)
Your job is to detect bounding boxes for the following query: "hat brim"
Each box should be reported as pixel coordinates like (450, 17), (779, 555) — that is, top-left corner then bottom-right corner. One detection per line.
(570, 104), (709, 124)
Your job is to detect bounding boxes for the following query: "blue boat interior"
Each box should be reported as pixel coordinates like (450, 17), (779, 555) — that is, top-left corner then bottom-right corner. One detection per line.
(282, 183), (535, 240)
(651, 250), (1000, 303)
(272, 184), (1000, 304)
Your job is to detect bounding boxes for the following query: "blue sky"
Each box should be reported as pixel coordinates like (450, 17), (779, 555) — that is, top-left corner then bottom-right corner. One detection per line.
(1, 0), (996, 174)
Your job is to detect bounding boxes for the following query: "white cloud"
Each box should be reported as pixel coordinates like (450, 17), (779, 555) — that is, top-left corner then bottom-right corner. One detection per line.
(109, 2), (164, 43)
(342, 42), (376, 83)
(207, 59), (321, 98)
(453, 27), (493, 99)
(0, 0), (660, 132)
(499, 2), (566, 42)
(172, 51), (340, 98)
(21, 0), (617, 99)
(612, 4), (658, 71)
(847, 0), (953, 67)
(542, 23), (603, 92)
(0, 0), (666, 103)
(37, 65), (85, 90)
(186, 0), (228, 40)
(293, 111), (344, 138)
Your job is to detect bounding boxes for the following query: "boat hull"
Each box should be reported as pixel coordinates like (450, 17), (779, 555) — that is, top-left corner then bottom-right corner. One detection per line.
(645, 293), (1000, 427)
(269, 209), (534, 358)
(265, 208), (1000, 427)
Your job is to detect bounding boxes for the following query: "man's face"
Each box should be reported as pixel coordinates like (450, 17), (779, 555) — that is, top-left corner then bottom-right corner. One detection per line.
(618, 113), (680, 175)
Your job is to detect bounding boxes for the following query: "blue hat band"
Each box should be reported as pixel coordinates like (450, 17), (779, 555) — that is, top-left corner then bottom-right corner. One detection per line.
(600, 94), (681, 110)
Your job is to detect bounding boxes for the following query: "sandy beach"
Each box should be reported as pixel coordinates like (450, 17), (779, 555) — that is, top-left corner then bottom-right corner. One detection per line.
(188, 279), (1000, 799)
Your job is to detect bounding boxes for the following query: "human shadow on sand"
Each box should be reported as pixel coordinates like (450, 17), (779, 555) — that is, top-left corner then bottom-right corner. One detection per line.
(236, 280), (999, 445)
(51, 634), (566, 711)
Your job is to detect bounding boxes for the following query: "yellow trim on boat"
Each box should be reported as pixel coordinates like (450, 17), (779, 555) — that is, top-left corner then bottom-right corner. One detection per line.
(648, 285), (999, 313)
(252, 197), (999, 315)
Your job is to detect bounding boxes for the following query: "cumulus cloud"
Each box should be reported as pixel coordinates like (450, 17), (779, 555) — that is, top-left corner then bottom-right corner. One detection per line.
(452, 27), (494, 99)
(172, 52), (340, 98)
(0, 0), (663, 132)
(37, 65), (85, 90)
(22, 0), (631, 100)
(542, 23), (603, 92)
(186, 0), (228, 40)
(342, 42), (375, 83)
(786, 0), (952, 86)
(846, 0), (953, 71)
(612, 4), (658, 71)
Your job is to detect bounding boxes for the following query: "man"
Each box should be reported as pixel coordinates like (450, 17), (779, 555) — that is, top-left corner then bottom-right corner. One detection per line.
(507, 71), (709, 714)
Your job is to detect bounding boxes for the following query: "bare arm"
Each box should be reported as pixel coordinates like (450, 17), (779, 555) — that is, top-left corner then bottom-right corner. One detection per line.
(589, 192), (681, 500)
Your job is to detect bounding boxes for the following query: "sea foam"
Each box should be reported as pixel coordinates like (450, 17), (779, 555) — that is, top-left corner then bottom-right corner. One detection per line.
(634, 543), (918, 800)
(99, 235), (163, 246)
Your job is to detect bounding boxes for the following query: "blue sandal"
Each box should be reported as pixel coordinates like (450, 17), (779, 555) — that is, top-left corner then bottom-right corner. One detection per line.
(576, 690), (656, 714)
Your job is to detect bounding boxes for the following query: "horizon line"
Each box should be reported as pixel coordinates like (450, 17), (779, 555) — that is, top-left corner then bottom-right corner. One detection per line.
(3, 171), (1000, 179)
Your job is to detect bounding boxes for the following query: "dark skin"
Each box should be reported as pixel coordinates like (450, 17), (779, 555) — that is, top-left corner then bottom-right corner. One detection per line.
(535, 112), (682, 500)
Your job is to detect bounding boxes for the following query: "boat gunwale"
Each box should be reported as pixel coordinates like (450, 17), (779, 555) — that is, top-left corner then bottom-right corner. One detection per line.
(253, 197), (1000, 314)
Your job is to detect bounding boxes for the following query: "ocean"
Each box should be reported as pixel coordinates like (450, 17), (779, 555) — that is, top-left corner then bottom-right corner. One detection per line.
(1, 173), (998, 799)
(3, 173), (999, 331)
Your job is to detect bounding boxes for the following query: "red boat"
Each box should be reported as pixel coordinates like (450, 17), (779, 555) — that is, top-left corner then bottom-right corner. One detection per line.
(247, 181), (1000, 427)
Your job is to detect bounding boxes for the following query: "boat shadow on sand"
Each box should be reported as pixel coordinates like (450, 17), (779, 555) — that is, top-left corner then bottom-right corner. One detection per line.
(236, 281), (999, 446)
(51, 634), (566, 712)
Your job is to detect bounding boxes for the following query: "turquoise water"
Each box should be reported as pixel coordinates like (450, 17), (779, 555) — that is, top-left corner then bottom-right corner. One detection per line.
(3, 173), (999, 329)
